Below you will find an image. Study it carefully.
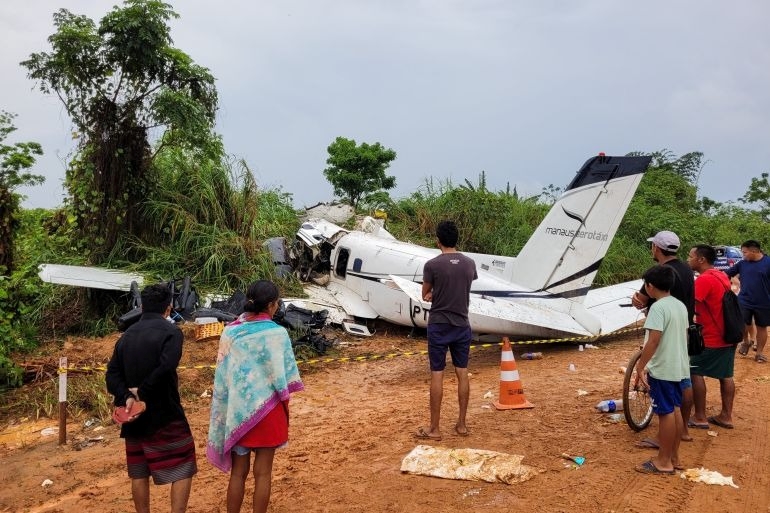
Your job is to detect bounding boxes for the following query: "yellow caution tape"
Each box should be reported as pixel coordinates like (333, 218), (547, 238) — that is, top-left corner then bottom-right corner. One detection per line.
(56, 326), (641, 373)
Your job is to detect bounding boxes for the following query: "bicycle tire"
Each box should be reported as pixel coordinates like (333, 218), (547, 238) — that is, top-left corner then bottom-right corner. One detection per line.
(623, 349), (654, 431)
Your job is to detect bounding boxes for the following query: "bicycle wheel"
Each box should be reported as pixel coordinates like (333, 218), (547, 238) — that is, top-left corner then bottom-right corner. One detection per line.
(623, 349), (654, 431)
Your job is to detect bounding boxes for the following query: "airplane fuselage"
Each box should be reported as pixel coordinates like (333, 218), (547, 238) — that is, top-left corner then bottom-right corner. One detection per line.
(296, 154), (653, 339)
(323, 232), (574, 338)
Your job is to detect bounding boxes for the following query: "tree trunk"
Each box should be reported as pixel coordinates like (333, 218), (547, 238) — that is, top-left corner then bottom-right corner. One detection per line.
(0, 188), (18, 275)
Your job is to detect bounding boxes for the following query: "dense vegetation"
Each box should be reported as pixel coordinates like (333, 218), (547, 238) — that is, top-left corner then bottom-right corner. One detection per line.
(2, 1), (768, 392)
(21, 0), (218, 261)
(2, 148), (768, 388)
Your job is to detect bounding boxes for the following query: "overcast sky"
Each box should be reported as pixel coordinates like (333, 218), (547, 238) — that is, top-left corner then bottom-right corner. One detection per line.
(3, 1), (769, 210)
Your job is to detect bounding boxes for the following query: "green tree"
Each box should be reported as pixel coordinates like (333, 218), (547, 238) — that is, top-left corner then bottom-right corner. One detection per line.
(641, 149), (706, 185)
(538, 184), (563, 205)
(0, 111), (44, 275)
(21, 0), (218, 260)
(323, 136), (397, 209)
(741, 172), (770, 220)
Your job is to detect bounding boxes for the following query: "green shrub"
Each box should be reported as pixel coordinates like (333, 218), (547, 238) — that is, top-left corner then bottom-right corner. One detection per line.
(0, 270), (40, 387)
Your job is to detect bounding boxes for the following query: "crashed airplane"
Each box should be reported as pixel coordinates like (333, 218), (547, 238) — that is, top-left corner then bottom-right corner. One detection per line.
(288, 154), (651, 339)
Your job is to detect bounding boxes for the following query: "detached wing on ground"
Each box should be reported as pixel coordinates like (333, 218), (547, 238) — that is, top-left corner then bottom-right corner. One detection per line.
(38, 264), (144, 291)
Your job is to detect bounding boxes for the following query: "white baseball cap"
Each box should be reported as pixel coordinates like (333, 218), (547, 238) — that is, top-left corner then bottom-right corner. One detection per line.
(647, 231), (680, 251)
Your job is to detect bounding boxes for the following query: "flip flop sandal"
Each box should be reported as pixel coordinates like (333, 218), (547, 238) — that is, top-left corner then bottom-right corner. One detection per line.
(756, 354), (768, 363)
(112, 400), (146, 425)
(738, 341), (751, 356)
(707, 416), (734, 429)
(414, 427), (442, 441)
(635, 460), (674, 475)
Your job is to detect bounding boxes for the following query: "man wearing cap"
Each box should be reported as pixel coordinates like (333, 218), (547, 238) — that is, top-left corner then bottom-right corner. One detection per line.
(632, 231), (695, 321)
(631, 230), (696, 446)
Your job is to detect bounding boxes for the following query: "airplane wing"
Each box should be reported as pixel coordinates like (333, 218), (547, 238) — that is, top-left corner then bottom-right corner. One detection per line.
(38, 264), (144, 291)
(584, 279), (646, 334)
(389, 275), (594, 337)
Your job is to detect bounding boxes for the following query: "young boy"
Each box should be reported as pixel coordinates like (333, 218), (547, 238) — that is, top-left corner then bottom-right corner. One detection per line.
(634, 265), (691, 474)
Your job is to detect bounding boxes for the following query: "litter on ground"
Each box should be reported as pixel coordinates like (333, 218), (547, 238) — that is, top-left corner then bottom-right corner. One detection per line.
(680, 467), (739, 488)
(401, 445), (542, 485)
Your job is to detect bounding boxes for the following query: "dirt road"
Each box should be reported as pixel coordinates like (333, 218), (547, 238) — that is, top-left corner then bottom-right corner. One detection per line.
(1, 328), (769, 512)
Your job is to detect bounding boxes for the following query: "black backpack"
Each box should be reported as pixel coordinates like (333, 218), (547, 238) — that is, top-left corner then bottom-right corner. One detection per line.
(721, 286), (744, 344)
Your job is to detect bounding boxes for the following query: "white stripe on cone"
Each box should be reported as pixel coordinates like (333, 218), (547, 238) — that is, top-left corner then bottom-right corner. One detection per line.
(500, 370), (520, 382)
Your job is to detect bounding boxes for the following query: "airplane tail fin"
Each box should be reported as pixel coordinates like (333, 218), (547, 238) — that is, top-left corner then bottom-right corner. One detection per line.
(510, 154), (651, 301)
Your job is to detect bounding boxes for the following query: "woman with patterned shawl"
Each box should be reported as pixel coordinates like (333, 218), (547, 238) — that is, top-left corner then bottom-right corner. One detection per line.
(207, 280), (304, 513)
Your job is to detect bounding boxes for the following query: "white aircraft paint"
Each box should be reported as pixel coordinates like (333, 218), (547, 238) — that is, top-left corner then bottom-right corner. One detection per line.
(291, 154), (653, 339)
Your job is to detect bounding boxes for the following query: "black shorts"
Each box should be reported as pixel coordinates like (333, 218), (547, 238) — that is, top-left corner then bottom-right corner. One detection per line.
(741, 306), (770, 327)
(427, 323), (472, 371)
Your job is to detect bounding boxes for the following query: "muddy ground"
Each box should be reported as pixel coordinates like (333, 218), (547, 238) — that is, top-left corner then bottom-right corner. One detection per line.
(1, 325), (769, 513)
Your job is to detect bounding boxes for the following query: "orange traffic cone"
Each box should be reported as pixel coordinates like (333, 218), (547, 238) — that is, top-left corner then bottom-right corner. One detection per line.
(493, 337), (534, 410)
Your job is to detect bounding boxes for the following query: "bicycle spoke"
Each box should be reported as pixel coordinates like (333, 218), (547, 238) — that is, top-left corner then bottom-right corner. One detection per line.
(623, 349), (653, 431)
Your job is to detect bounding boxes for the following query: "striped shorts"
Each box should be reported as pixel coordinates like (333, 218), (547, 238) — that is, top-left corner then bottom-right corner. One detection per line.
(125, 420), (198, 485)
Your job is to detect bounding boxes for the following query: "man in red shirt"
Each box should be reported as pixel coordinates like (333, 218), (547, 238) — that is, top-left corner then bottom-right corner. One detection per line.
(686, 244), (737, 429)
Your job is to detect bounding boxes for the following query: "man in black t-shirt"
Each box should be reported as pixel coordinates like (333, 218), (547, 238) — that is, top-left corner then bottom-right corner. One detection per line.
(632, 231), (695, 322)
(631, 230), (697, 446)
(415, 220), (477, 441)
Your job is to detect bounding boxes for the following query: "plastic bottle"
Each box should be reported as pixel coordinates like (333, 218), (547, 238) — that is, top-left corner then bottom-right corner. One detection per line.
(595, 399), (624, 413)
(520, 352), (543, 360)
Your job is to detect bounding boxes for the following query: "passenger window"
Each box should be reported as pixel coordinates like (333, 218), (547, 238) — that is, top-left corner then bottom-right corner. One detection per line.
(335, 248), (350, 278)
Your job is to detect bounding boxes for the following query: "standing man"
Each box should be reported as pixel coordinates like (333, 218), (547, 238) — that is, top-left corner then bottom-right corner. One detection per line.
(107, 283), (197, 513)
(725, 240), (770, 363)
(631, 230), (696, 446)
(686, 245), (737, 429)
(415, 220), (477, 441)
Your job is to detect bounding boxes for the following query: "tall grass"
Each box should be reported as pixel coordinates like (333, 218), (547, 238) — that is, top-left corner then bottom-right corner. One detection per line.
(107, 151), (302, 294)
(387, 177), (549, 255)
(0, 373), (112, 422)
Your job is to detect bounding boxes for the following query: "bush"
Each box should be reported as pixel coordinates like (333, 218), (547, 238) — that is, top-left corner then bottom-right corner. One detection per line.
(0, 270), (40, 387)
